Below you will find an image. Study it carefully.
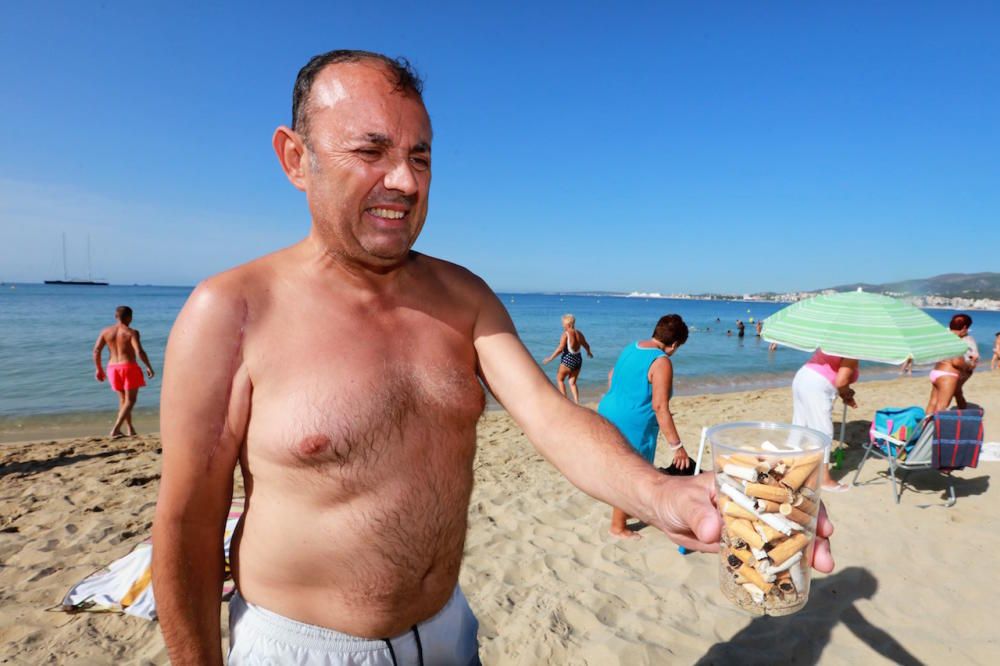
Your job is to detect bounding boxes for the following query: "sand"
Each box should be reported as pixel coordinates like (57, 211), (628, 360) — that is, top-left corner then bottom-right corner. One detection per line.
(2, 372), (998, 664)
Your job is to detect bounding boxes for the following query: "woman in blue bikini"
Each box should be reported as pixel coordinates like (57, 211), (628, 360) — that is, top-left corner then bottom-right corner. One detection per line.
(598, 314), (689, 539)
(542, 314), (593, 404)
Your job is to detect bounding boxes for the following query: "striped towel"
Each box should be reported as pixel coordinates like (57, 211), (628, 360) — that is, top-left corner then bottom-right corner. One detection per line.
(932, 408), (984, 470)
(60, 497), (245, 619)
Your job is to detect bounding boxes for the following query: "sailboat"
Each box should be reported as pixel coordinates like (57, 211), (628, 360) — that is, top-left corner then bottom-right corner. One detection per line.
(44, 233), (109, 286)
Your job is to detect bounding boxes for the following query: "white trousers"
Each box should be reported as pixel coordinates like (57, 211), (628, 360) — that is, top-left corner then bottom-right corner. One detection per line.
(791, 365), (837, 438)
(792, 365), (838, 465)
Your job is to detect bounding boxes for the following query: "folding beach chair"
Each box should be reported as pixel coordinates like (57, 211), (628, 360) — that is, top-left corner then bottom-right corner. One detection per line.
(852, 407), (984, 506)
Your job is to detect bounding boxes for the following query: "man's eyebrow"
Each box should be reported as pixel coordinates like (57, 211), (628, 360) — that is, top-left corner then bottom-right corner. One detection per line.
(412, 142), (431, 153)
(359, 133), (392, 147)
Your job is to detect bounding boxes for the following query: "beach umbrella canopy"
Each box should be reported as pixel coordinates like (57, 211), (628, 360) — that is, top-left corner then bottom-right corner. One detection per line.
(761, 289), (968, 365)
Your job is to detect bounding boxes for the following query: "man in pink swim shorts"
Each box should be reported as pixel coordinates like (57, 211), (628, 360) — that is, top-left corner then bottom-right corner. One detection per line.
(93, 305), (156, 438)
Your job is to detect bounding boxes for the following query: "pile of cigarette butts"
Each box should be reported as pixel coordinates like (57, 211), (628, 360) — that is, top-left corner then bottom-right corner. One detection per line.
(716, 443), (822, 616)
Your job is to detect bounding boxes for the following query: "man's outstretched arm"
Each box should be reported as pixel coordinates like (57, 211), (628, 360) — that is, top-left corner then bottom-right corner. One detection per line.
(473, 285), (834, 569)
(152, 280), (252, 665)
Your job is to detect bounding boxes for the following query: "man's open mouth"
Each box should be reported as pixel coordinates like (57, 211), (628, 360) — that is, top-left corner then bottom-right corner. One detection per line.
(366, 207), (406, 220)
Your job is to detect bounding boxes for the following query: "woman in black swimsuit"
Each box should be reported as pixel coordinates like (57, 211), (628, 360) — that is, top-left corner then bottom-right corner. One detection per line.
(542, 314), (593, 403)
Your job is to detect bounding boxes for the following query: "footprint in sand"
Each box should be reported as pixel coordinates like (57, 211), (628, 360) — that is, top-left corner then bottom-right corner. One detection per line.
(28, 566), (57, 582)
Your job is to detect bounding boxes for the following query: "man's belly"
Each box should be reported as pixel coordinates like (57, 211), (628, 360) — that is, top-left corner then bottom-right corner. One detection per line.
(230, 479), (471, 638)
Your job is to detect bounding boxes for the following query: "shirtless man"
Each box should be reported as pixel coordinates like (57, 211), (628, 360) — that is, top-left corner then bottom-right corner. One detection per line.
(926, 314), (976, 413)
(93, 305), (155, 438)
(152, 51), (835, 665)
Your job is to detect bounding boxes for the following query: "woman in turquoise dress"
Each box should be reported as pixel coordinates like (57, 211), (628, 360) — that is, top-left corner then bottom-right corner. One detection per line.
(598, 314), (689, 539)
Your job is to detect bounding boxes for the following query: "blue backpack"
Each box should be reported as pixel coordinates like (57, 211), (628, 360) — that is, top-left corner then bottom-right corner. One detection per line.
(871, 406), (926, 456)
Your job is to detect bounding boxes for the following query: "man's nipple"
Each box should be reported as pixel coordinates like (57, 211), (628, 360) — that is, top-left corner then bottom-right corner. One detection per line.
(296, 434), (332, 457)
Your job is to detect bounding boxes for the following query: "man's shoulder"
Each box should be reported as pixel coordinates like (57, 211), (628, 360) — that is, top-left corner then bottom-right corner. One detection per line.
(411, 252), (490, 295)
(193, 249), (289, 305)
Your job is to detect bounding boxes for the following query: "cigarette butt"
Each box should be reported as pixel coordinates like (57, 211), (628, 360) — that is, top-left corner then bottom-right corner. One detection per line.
(804, 464), (821, 490)
(763, 551), (802, 575)
(755, 499), (782, 513)
(727, 547), (753, 566)
(722, 499), (758, 521)
(792, 494), (817, 515)
(767, 533), (810, 566)
(790, 559), (806, 592)
(723, 463), (758, 482)
(775, 571), (796, 596)
(737, 563), (774, 593)
(755, 521), (784, 543)
(780, 459), (819, 491)
(745, 483), (791, 503)
(727, 518), (765, 550)
(759, 510), (798, 535)
(779, 503), (813, 526)
(728, 453), (762, 466)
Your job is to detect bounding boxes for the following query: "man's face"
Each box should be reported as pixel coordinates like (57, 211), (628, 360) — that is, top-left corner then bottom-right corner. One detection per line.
(299, 63), (432, 267)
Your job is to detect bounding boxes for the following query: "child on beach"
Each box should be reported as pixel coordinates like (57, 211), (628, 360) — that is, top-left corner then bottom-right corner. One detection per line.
(992, 332), (1000, 371)
(93, 305), (155, 438)
(598, 315), (690, 539)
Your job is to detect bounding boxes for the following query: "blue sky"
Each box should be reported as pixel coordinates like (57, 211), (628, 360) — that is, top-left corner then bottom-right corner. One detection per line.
(1, 2), (997, 293)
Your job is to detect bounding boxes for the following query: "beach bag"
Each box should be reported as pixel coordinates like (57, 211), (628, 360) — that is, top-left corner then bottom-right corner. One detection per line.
(871, 406), (925, 457)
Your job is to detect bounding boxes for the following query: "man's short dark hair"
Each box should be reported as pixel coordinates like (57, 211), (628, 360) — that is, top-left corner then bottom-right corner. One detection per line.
(291, 50), (424, 141)
(949, 313), (972, 330)
(653, 314), (689, 346)
(116, 305), (132, 320)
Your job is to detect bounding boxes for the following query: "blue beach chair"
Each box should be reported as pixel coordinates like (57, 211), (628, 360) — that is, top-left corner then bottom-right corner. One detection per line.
(853, 407), (984, 506)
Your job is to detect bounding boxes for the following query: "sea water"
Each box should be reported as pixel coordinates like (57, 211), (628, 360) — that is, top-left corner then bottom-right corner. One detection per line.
(1, 283), (997, 425)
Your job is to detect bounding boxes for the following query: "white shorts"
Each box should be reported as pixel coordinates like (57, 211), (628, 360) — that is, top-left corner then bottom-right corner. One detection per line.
(228, 586), (480, 666)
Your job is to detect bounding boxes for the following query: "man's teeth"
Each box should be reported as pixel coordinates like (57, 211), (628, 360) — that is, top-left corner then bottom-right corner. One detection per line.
(369, 208), (405, 219)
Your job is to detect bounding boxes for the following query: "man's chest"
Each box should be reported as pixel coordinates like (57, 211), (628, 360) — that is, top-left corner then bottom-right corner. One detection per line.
(241, 320), (485, 470)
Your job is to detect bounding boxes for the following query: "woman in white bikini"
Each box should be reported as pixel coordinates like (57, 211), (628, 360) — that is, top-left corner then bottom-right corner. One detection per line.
(542, 314), (593, 404)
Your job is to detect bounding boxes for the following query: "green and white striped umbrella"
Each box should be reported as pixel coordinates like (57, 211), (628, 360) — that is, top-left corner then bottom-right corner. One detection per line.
(761, 289), (967, 365)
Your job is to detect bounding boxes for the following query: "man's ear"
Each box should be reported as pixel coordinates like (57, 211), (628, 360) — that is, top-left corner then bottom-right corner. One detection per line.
(273, 126), (308, 191)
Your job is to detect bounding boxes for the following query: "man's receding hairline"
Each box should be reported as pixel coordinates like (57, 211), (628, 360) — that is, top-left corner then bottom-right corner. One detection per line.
(296, 58), (427, 143)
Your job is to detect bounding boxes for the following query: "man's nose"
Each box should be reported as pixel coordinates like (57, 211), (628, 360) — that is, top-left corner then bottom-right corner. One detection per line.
(383, 158), (419, 195)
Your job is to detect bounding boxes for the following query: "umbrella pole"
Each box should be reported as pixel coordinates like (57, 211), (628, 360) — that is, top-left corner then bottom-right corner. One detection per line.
(839, 402), (848, 445)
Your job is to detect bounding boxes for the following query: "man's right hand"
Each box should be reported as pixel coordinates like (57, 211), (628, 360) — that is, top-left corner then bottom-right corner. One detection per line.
(651, 473), (836, 573)
(95, 369), (105, 382)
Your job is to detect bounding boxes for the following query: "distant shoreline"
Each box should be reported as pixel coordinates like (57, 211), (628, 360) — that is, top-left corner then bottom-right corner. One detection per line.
(7, 282), (998, 311)
(534, 290), (1000, 312)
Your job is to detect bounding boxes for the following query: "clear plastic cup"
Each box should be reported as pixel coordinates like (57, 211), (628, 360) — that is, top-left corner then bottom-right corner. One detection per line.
(708, 422), (831, 616)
